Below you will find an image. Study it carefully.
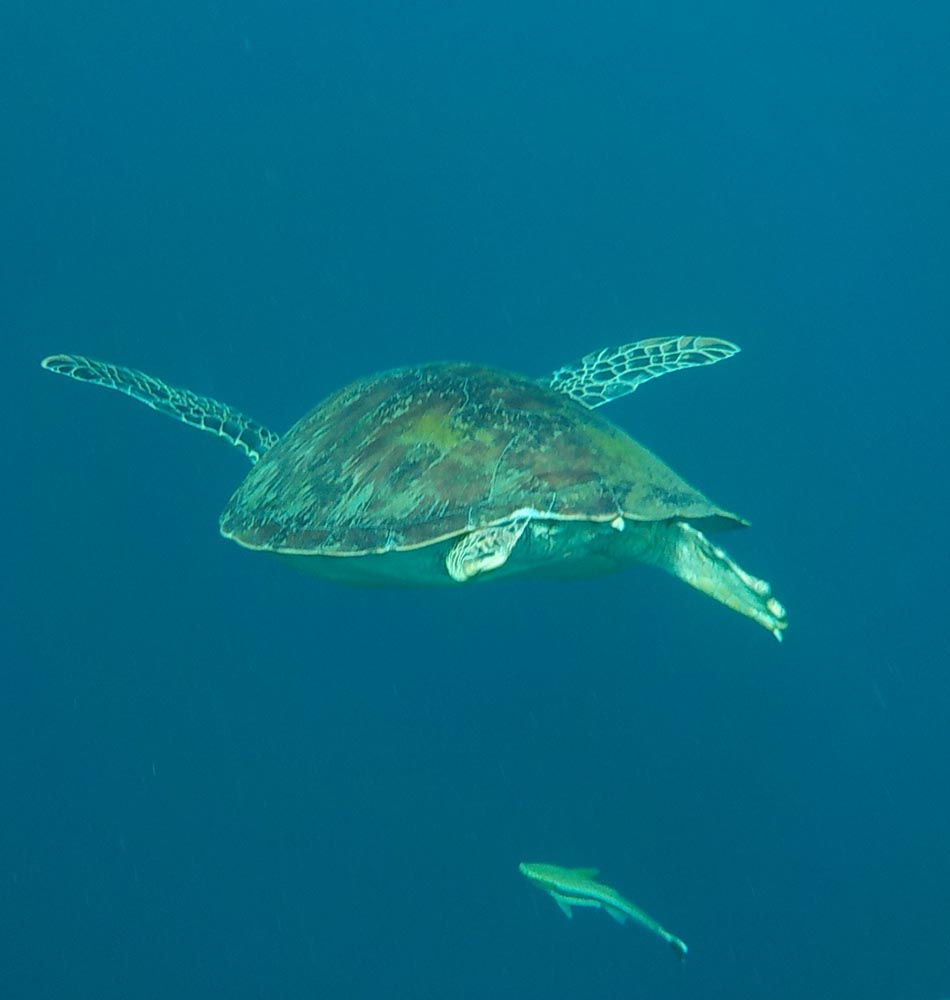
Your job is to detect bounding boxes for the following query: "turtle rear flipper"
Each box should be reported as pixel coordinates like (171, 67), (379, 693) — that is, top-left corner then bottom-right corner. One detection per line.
(41, 354), (279, 464)
(639, 520), (787, 640)
(444, 517), (530, 581)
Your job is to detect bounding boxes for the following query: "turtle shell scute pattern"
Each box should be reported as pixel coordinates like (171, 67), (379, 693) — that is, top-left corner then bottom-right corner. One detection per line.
(219, 363), (738, 554)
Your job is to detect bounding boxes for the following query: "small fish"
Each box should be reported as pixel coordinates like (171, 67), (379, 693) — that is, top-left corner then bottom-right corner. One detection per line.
(519, 861), (688, 958)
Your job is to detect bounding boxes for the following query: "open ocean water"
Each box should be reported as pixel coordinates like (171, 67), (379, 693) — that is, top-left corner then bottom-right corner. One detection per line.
(3, 2), (948, 998)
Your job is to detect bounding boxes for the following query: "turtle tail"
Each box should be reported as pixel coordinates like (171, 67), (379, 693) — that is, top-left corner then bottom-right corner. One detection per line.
(41, 354), (280, 464)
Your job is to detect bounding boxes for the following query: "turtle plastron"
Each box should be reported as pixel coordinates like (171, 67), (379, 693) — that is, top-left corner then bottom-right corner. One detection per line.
(445, 517), (531, 582)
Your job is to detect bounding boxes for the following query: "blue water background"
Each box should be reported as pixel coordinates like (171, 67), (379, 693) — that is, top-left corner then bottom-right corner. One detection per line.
(3, 3), (949, 998)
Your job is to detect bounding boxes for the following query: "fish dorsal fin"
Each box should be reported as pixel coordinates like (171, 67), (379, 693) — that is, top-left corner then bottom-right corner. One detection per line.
(41, 354), (280, 465)
(571, 867), (599, 879)
(547, 336), (739, 409)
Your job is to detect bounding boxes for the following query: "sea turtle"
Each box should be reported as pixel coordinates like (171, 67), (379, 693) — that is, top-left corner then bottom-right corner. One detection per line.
(41, 336), (786, 639)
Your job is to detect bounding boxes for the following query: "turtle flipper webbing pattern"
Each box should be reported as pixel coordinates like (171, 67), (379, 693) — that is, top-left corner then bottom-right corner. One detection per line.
(41, 354), (280, 464)
(548, 336), (740, 409)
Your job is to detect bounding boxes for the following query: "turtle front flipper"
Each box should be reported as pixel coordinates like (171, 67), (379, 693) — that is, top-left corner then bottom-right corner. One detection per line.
(548, 336), (739, 409)
(41, 354), (280, 464)
(642, 520), (787, 640)
(445, 517), (530, 581)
